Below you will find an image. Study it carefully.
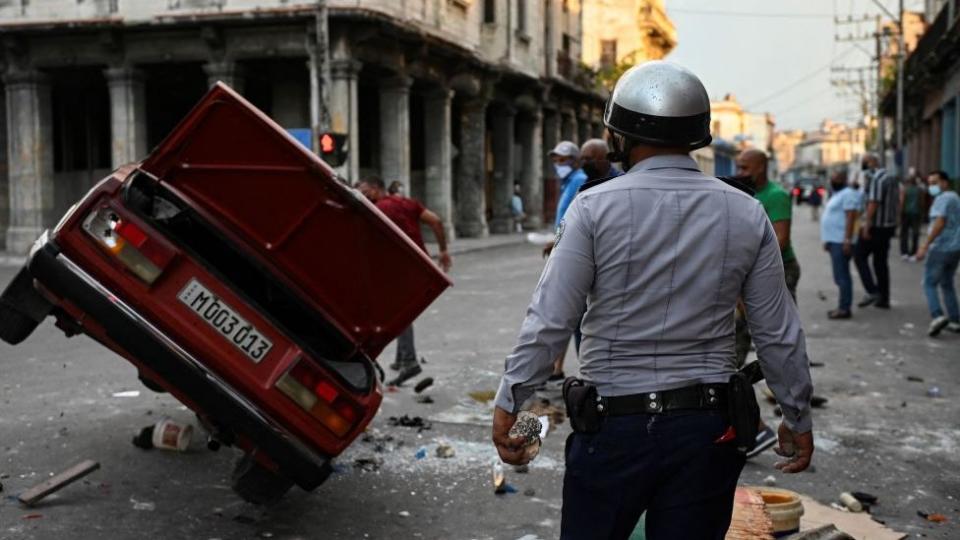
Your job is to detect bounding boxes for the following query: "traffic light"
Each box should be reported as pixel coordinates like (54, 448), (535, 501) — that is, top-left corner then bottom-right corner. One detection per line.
(319, 132), (348, 167)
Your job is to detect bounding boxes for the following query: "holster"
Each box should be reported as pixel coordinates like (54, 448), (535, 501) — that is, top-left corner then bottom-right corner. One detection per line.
(727, 362), (764, 453)
(562, 377), (602, 434)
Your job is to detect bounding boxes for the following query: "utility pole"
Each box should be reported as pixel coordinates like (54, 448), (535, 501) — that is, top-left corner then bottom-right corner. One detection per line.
(875, 26), (885, 159)
(896, 0), (905, 158)
(309, 0), (331, 154)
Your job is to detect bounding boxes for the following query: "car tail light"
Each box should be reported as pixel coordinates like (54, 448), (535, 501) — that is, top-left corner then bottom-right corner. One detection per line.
(793, 188), (801, 196)
(817, 187), (825, 195)
(82, 207), (175, 285)
(276, 358), (358, 437)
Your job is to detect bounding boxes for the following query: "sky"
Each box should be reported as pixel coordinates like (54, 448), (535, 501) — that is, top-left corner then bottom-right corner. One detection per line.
(664, 0), (929, 132)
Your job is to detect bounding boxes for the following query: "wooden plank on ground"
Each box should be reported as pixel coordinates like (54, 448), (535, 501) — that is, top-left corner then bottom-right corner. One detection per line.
(17, 460), (100, 507)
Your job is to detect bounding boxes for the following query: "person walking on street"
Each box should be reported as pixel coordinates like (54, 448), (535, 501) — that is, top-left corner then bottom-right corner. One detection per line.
(854, 154), (899, 308)
(356, 176), (452, 385)
(916, 171), (960, 337)
(899, 171), (922, 260)
(820, 172), (860, 319)
(511, 183), (526, 233)
(492, 62), (814, 540)
(579, 138), (623, 184)
(732, 149), (802, 457)
(808, 184), (822, 222)
(540, 141), (588, 384)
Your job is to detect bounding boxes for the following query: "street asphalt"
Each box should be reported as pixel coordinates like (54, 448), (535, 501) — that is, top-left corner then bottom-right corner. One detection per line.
(1, 206), (958, 539)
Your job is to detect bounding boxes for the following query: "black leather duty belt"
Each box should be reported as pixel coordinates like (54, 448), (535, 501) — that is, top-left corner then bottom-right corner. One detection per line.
(599, 383), (728, 416)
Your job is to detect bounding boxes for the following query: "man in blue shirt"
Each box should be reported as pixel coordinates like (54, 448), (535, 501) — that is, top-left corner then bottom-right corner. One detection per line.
(916, 170), (960, 336)
(820, 172), (861, 319)
(551, 141), (588, 229)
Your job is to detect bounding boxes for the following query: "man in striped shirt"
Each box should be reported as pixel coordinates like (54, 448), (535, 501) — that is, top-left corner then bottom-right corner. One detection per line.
(854, 154), (899, 309)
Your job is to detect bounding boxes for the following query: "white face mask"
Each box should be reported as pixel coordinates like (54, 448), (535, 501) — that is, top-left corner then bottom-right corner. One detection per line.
(929, 184), (942, 197)
(554, 164), (573, 179)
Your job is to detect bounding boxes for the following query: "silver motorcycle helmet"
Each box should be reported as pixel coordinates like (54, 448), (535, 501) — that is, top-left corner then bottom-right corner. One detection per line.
(603, 61), (712, 150)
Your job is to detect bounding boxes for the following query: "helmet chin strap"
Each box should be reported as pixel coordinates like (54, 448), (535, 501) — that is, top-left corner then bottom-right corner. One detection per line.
(606, 131), (636, 169)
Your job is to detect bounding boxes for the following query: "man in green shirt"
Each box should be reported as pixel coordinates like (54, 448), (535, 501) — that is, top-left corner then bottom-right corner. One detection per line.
(733, 148), (802, 458)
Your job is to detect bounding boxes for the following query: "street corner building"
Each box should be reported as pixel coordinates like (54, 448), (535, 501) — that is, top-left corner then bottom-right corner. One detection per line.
(0, 0), (626, 254)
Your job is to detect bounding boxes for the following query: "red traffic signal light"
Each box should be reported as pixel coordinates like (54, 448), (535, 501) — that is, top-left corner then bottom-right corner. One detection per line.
(318, 132), (347, 166)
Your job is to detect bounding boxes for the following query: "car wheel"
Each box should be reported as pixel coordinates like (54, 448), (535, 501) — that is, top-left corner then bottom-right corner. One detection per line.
(231, 452), (294, 505)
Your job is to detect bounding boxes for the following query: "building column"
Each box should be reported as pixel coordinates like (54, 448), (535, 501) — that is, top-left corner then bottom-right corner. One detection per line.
(542, 108), (561, 225)
(561, 110), (576, 142)
(489, 104), (517, 234)
(379, 75), (412, 189)
(423, 86), (455, 239)
(518, 109), (543, 230)
(330, 59), (361, 183)
(456, 98), (489, 238)
(578, 115), (590, 145)
(592, 120), (604, 138)
(3, 71), (54, 253)
(203, 61), (245, 93)
(104, 67), (147, 169)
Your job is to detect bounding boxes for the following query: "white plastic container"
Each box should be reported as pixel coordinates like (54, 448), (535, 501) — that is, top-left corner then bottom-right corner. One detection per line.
(151, 417), (193, 451)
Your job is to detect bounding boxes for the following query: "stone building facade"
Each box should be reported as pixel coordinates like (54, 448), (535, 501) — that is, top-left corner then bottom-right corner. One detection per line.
(581, 0), (675, 70)
(709, 94), (775, 153)
(0, 0), (607, 252)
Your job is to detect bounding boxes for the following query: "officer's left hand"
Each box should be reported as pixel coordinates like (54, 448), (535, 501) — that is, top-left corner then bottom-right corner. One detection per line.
(774, 422), (814, 473)
(492, 406), (531, 466)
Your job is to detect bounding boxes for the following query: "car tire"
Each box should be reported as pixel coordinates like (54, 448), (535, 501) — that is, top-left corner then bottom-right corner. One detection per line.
(231, 452), (294, 505)
(0, 300), (40, 345)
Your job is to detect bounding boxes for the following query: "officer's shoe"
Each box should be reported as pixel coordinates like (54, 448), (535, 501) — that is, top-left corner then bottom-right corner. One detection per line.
(857, 294), (879, 308)
(388, 364), (423, 387)
(746, 426), (778, 459)
(928, 316), (950, 337)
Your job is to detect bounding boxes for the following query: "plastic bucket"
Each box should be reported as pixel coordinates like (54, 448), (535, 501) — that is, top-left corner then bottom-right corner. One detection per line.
(757, 487), (804, 537)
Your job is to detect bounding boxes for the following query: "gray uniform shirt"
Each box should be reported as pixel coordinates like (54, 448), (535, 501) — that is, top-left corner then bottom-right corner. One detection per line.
(494, 154), (814, 433)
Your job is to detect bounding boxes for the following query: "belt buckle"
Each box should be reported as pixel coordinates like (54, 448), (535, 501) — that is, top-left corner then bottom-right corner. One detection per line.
(646, 392), (663, 413)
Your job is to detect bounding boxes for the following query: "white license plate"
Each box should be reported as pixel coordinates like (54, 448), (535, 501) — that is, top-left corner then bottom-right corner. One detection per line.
(177, 278), (273, 363)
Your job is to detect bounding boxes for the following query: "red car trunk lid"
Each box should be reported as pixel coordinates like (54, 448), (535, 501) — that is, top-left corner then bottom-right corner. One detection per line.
(139, 83), (452, 358)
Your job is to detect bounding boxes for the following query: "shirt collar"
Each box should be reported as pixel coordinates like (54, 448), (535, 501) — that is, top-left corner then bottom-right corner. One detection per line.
(627, 154), (699, 174)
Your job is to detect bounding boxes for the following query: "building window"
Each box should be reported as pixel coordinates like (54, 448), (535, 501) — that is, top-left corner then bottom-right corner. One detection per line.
(600, 39), (617, 69)
(484, 0), (496, 23)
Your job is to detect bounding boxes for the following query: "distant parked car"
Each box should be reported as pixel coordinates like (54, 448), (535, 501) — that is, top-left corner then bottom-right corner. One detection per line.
(792, 177), (825, 205)
(0, 84), (452, 504)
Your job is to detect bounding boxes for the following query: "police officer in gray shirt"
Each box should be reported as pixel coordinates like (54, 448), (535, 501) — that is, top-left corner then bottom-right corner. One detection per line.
(491, 62), (814, 539)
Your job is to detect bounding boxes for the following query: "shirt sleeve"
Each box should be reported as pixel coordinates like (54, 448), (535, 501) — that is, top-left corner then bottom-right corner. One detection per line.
(765, 190), (793, 223)
(741, 215), (814, 433)
(495, 199), (595, 413)
(930, 195), (947, 218)
(842, 191), (860, 211)
(867, 173), (883, 202)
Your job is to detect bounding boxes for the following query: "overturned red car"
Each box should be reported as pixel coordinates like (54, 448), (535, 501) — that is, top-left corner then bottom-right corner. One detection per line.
(0, 83), (451, 503)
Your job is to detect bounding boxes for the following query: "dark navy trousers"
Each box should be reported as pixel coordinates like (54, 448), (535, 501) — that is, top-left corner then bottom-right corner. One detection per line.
(560, 411), (746, 540)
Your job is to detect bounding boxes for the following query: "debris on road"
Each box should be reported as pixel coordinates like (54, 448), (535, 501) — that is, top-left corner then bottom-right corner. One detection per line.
(838, 492), (863, 512)
(352, 457), (382, 472)
(414, 395), (434, 404)
(388, 415), (432, 431)
(415, 447), (427, 460)
(783, 524), (854, 539)
(435, 443), (455, 458)
(527, 398), (566, 431)
(132, 426), (155, 450)
(17, 460), (100, 507)
(906, 375), (924, 382)
(468, 390), (497, 403)
(493, 461), (506, 494)
(809, 361), (825, 368)
(926, 386), (942, 398)
(524, 488), (536, 497)
(111, 390), (140, 398)
(514, 464), (529, 474)
(130, 497), (156, 511)
(763, 475), (777, 486)
(398, 511), (411, 518)
(917, 510), (948, 523)
(817, 291), (828, 301)
(414, 377), (434, 394)
(22, 513), (43, 520)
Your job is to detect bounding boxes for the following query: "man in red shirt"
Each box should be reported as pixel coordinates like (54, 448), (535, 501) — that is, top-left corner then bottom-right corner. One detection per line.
(357, 176), (452, 386)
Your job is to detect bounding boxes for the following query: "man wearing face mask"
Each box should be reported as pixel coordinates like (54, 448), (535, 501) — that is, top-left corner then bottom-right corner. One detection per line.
(854, 154), (898, 308)
(820, 171), (861, 319)
(492, 61), (813, 539)
(916, 170), (960, 336)
(580, 139), (623, 184)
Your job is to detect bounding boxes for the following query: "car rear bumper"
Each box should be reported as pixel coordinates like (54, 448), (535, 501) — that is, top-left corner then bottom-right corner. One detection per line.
(27, 232), (332, 490)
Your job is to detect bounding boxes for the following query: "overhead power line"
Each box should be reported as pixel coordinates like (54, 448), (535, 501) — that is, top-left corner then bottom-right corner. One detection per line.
(668, 8), (834, 19)
(745, 47), (857, 109)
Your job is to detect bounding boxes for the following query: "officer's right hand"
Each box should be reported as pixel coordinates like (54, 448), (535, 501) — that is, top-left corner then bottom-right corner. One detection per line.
(774, 422), (814, 473)
(492, 406), (531, 466)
